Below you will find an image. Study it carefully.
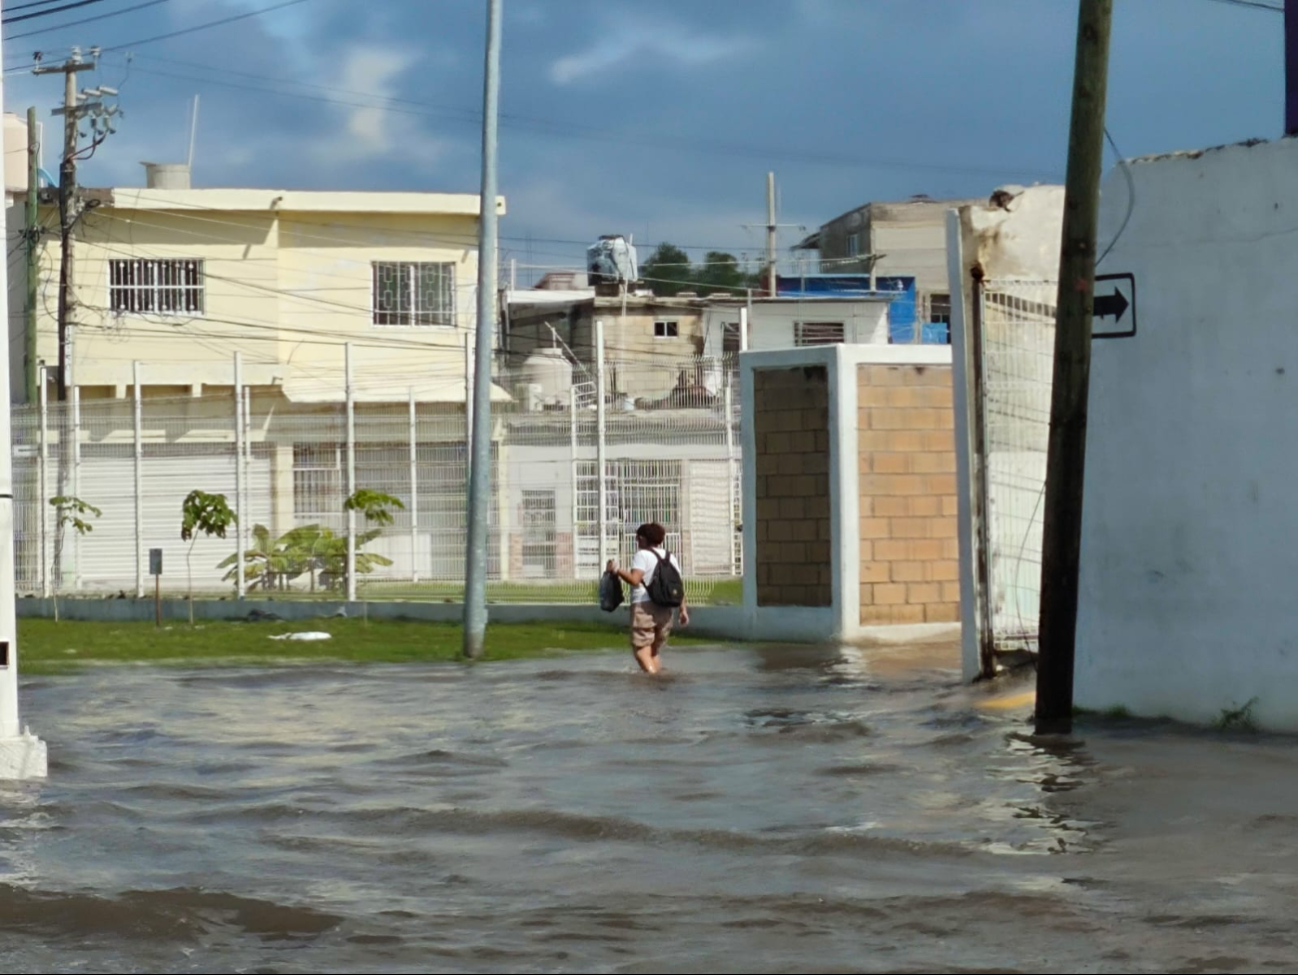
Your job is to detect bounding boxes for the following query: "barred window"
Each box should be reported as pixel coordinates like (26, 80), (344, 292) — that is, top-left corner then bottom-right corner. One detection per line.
(373, 262), (455, 327)
(109, 259), (204, 315)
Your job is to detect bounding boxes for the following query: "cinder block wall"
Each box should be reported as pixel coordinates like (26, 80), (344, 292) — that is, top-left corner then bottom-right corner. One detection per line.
(857, 363), (960, 625)
(753, 366), (833, 607)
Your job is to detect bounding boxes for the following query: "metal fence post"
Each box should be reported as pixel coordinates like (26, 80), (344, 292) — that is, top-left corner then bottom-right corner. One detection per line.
(464, 332), (474, 482)
(37, 365), (47, 599)
(345, 343), (357, 603)
(244, 383), (252, 558)
(595, 319), (608, 570)
(409, 387), (419, 584)
(233, 352), (246, 599)
(71, 384), (81, 592)
(570, 379), (580, 579)
(133, 361), (143, 599)
(724, 378), (738, 575)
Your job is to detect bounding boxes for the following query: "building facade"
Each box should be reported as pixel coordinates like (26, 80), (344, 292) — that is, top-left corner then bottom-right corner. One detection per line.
(795, 194), (983, 336)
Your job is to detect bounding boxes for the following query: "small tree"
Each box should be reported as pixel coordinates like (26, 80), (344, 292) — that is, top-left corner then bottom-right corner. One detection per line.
(344, 489), (405, 526)
(181, 490), (236, 625)
(49, 495), (100, 623)
(641, 242), (694, 296)
(342, 490), (404, 596)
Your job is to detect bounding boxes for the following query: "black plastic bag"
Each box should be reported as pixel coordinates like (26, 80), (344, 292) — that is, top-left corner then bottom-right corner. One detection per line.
(599, 570), (625, 612)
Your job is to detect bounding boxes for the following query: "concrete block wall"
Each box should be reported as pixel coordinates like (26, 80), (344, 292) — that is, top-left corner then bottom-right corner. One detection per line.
(856, 364), (960, 625)
(753, 366), (833, 607)
(740, 344), (958, 645)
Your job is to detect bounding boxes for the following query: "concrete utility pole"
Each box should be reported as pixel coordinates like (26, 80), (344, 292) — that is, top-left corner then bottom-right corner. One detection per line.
(24, 105), (38, 405)
(766, 171), (778, 296)
(1035, 0), (1114, 736)
(35, 51), (96, 402)
(463, 0), (503, 660)
(35, 51), (116, 592)
(0, 0), (50, 780)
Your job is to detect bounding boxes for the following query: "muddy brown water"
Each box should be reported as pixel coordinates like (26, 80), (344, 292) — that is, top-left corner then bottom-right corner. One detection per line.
(2, 642), (1297, 973)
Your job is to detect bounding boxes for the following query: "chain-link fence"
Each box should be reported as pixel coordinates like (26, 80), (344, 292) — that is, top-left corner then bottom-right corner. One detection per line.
(978, 279), (1055, 648)
(15, 352), (744, 606)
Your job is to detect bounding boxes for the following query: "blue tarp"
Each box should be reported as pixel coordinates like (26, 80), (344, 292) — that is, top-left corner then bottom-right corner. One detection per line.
(777, 274), (947, 344)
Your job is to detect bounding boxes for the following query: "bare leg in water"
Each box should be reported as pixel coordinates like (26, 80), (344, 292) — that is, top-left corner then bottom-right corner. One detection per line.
(634, 644), (661, 675)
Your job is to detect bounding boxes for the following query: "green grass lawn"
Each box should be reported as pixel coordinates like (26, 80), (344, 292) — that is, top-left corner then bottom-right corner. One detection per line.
(206, 578), (745, 606)
(17, 617), (713, 675)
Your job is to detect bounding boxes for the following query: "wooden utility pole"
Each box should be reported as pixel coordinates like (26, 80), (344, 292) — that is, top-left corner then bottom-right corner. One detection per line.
(24, 105), (38, 405)
(34, 53), (95, 402)
(1287, 0), (1298, 135)
(1035, 0), (1114, 736)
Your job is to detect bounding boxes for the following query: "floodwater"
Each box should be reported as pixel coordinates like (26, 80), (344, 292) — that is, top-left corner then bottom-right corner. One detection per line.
(3, 643), (1298, 974)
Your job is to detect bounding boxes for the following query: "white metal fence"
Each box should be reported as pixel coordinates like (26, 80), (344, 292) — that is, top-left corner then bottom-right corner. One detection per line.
(978, 279), (1056, 648)
(14, 351), (744, 606)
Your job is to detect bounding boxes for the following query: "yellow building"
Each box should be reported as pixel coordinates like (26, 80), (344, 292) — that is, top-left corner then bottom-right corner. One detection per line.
(19, 165), (505, 404)
(5, 163), (512, 592)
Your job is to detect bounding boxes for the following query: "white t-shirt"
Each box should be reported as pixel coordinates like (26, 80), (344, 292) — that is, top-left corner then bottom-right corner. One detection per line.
(630, 546), (680, 604)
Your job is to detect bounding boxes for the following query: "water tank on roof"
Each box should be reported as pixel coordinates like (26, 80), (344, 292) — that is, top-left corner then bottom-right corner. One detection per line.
(518, 348), (574, 409)
(587, 235), (638, 286)
(142, 161), (191, 189)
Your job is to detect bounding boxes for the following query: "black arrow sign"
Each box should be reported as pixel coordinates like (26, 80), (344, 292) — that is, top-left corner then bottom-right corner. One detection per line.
(1093, 288), (1129, 323)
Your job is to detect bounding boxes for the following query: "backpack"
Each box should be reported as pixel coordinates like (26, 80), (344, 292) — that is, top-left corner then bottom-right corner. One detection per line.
(647, 550), (685, 607)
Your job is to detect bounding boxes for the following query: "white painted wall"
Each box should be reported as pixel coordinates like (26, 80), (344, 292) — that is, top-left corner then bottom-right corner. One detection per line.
(958, 185), (1064, 281)
(1076, 138), (1298, 730)
(702, 299), (889, 357)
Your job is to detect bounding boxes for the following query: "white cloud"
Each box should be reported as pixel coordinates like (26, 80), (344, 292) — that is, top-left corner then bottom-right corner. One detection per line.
(550, 18), (756, 86)
(315, 45), (448, 168)
(338, 47), (411, 151)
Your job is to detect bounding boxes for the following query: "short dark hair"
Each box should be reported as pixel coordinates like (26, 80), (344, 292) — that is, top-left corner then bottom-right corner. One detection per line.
(636, 522), (667, 547)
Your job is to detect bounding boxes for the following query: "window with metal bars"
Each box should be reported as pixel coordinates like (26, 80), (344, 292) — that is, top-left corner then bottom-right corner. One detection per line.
(109, 259), (204, 315)
(722, 322), (742, 353)
(372, 262), (456, 327)
(292, 444), (343, 528)
(794, 322), (846, 347)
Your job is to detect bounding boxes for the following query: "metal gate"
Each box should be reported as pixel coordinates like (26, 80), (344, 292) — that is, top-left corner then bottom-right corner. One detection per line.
(976, 279), (1056, 653)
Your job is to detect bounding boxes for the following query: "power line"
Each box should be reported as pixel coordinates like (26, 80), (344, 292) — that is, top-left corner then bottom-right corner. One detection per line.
(8, 0), (94, 12)
(102, 0), (313, 52)
(1198, 0), (1282, 11)
(100, 190), (758, 261)
(3, 0), (109, 27)
(7, 0), (169, 39)
(112, 59), (1060, 182)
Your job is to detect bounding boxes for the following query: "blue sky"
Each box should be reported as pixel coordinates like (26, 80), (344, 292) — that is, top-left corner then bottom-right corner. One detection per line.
(0, 0), (1284, 280)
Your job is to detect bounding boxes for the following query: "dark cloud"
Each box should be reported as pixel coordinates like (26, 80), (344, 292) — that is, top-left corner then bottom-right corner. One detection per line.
(1, 0), (1282, 276)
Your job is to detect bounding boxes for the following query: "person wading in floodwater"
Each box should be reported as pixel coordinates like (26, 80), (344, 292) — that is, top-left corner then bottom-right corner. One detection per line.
(607, 522), (689, 675)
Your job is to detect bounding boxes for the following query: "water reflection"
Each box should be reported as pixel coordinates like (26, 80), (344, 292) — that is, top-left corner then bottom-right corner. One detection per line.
(3, 644), (1298, 972)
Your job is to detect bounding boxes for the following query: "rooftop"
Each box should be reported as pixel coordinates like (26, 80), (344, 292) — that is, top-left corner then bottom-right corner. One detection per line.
(45, 186), (507, 216)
